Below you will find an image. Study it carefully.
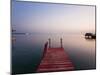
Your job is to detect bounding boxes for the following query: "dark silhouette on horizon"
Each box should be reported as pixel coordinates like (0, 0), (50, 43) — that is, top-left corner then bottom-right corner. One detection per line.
(85, 33), (96, 39)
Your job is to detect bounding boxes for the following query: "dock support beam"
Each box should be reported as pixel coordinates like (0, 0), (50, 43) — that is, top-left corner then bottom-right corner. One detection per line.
(60, 38), (63, 48)
(48, 38), (51, 48)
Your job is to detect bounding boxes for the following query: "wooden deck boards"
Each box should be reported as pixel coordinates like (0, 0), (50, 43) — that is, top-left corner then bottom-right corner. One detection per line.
(37, 48), (74, 72)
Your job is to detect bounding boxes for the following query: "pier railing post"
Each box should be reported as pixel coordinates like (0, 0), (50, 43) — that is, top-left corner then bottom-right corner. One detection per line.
(43, 42), (48, 58)
(60, 38), (63, 48)
(48, 38), (51, 48)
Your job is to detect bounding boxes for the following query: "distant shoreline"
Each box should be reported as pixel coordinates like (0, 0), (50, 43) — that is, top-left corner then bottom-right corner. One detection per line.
(12, 33), (26, 35)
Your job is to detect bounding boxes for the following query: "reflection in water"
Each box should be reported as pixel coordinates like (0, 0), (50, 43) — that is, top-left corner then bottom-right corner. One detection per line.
(12, 36), (16, 43)
(12, 34), (96, 74)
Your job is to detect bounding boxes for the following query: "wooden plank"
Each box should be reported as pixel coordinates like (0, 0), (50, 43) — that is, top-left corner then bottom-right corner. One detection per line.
(37, 48), (74, 72)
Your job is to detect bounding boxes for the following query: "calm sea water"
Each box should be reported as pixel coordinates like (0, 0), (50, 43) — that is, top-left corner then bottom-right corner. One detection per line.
(12, 34), (96, 74)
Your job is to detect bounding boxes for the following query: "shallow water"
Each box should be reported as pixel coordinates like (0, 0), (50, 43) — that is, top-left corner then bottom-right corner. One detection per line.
(12, 34), (96, 74)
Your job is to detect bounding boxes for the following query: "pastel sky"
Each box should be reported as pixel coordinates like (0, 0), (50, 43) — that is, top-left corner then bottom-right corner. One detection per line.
(12, 1), (95, 34)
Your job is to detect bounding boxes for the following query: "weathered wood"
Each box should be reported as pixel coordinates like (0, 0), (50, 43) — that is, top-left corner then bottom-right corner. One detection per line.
(37, 47), (74, 72)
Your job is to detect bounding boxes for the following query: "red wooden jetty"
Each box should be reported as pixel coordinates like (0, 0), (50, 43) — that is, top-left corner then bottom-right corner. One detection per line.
(37, 38), (74, 72)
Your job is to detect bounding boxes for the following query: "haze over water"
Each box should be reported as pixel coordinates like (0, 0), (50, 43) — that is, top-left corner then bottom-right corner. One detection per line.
(12, 34), (95, 74)
(12, 1), (96, 74)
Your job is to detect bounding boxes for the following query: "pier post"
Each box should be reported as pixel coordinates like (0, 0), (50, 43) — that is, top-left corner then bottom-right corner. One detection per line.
(60, 38), (63, 48)
(43, 42), (48, 58)
(48, 38), (51, 48)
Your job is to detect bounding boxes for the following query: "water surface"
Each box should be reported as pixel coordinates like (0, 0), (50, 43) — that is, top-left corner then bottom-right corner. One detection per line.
(12, 34), (96, 74)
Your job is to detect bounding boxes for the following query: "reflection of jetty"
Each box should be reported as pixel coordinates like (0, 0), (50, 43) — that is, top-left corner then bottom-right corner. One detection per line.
(85, 33), (96, 39)
(37, 38), (74, 72)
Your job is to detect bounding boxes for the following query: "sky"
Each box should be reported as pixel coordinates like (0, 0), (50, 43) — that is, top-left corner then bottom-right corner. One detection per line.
(12, 1), (95, 34)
